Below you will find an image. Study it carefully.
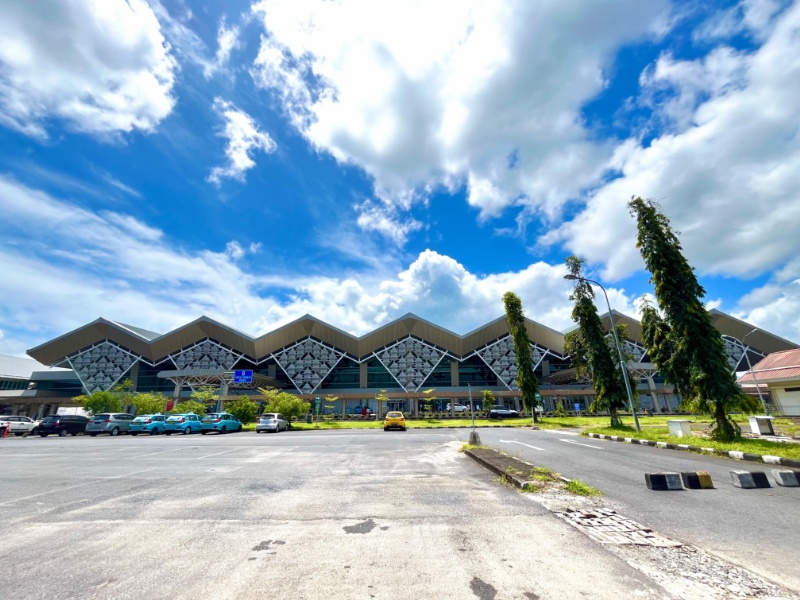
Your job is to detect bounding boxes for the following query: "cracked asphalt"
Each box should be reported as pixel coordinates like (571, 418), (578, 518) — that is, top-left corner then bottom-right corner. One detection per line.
(1, 429), (665, 600)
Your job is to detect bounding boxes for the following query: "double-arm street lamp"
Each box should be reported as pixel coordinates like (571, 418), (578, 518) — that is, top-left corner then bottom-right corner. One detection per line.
(564, 274), (641, 432)
(741, 328), (768, 414)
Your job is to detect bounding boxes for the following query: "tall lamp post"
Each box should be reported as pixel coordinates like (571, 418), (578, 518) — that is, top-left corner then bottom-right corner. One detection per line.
(564, 274), (641, 432)
(740, 328), (768, 414)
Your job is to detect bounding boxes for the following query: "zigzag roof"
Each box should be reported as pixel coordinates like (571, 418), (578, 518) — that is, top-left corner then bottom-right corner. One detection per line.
(26, 310), (797, 367)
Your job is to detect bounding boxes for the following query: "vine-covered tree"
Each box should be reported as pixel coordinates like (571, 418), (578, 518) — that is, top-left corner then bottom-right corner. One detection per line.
(131, 392), (169, 416)
(502, 292), (540, 422)
(629, 197), (752, 441)
(565, 256), (628, 427)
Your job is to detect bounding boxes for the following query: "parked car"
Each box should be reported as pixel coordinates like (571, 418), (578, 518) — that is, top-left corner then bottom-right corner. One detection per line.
(488, 405), (519, 419)
(38, 414), (89, 437)
(164, 413), (202, 435)
(129, 414), (168, 435)
(200, 413), (242, 434)
(0, 415), (40, 436)
(86, 413), (134, 436)
(445, 403), (469, 413)
(256, 412), (287, 433)
(384, 411), (407, 431)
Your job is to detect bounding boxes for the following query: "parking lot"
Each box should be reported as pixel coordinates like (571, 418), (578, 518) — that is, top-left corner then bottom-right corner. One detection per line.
(0, 430), (664, 600)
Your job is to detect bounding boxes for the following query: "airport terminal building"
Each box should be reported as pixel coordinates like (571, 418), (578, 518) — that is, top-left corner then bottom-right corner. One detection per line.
(2, 310), (797, 418)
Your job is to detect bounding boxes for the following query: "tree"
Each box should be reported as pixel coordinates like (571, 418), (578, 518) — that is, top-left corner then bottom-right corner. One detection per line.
(421, 388), (436, 417)
(73, 390), (121, 415)
(226, 397), (259, 424)
(502, 291), (540, 422)
(323, 395), (340, 424)
(258, 388), (310, 428)
(481, 389), (496, 414)
(375, 389), (389, 418)
(190, 384), (219, 403)
(131, 392), (169, 416)
(565, 256), (628, 427)
(629, 197), (753, 441)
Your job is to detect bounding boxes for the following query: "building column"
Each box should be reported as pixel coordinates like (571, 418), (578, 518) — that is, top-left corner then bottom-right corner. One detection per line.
(128, 360), (140, 391)
(450, 360), (459, 387)
(360, 362), (368, 388)
(341, 400), (347, 419)
(413, 396), (419, 418)
(647, 377), (659, 412)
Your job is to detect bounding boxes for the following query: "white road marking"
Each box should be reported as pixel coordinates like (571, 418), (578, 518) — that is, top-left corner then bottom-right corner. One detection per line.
(543, 429), (579, 436)
(196, 448), (241, 459)
(559, 439), (603, 449)
(132, 447), (192, 459)
(499, 440), (545, 451)
(95, 468), (155, 479)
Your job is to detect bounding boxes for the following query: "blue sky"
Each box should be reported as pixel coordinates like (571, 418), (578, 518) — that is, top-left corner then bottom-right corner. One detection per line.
(1, 0), (799, 358)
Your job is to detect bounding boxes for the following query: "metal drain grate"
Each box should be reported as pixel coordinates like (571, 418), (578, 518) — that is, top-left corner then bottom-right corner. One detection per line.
(555, 508), (683, 547)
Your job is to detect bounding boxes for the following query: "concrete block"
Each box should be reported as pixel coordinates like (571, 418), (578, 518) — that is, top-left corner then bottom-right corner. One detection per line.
(645, 472), (683, 491)
(771, 470), (800, 487)
(730, 470), (771, 489)
(681, 471), (714, 489)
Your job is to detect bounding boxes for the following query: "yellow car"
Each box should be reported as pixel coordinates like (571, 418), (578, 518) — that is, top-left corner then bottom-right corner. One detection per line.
(383, 411), (407, 431)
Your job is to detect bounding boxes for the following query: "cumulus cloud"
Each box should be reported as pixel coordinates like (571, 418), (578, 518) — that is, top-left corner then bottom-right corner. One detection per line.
(354, 199), (423, 245)
(0, 0), (177, 139)
(547, 2), (800, 281)
(207, 98), (277, 184)
(0, 177), (647, 355)
(249, 0), (669, 229)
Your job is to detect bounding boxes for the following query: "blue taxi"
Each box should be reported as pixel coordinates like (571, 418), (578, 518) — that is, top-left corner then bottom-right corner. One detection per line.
(129, 414), (168, 435)
(164, 413), (202, 435)
(200, 413), (242, 434)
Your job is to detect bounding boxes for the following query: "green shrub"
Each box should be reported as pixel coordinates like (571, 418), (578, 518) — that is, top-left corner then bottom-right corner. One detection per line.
(226, 397), (259, 424)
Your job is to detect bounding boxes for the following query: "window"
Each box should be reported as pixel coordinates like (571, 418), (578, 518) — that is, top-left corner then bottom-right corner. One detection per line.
(785, 387), (800, 393)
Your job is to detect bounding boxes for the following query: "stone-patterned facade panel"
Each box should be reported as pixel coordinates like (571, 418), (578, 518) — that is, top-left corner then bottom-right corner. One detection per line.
(171, 339), (240, 371)
(67, 341), (138, 393)
(273, 338), (345, 393)
(375, 337), (445, 392)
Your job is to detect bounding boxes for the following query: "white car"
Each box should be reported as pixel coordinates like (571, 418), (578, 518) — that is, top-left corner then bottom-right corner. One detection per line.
(445, 403), (469, 413)
(0, 416), (40, 436)
(256, 412), (288, 433)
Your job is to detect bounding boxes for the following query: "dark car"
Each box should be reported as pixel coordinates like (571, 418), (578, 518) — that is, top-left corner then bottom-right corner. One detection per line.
(488, 405), (519, 419)
(38, 415), (90, 437)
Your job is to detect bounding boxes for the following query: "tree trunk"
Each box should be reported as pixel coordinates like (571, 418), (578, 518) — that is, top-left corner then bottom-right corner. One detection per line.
(711, 400), (738, 442)
(609, 406), (623, 428)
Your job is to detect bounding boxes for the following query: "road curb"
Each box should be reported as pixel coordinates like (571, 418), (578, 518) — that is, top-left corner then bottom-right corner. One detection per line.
(464, 448), (537, 490)
(586, 433), (800, 469)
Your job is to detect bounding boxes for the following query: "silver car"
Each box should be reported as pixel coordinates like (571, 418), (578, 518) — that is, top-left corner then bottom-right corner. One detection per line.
(256, 413), (287, 433)
(86, 413), (135, 436)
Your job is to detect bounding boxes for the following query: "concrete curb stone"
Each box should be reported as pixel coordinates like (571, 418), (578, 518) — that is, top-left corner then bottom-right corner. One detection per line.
(586, 433), (800, 470)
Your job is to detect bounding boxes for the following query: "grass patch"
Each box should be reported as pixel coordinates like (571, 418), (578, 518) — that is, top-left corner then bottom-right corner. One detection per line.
(529, 466), (558, 482)
(565, 479), (602, 496)
(460, 443), (490, 452)
(584, 425), (800, 460)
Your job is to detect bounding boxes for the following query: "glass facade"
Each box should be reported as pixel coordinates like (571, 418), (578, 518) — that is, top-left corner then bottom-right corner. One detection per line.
(367, 358), (402, 389)
(320, 357), (360, 390)
(422, 360), (452, 387)
(135, 361), (178, 394)
(0, 379), (28, 390)
(458, 355), (498, 386)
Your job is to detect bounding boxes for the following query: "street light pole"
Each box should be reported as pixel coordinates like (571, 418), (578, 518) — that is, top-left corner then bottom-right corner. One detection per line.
(564, 274), (641, 432)
(741, 328), (768, 414)
(468, 383), (475, 431)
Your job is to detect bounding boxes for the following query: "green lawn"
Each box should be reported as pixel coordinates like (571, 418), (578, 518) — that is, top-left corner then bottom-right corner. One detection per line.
(583, 424), (800, 461)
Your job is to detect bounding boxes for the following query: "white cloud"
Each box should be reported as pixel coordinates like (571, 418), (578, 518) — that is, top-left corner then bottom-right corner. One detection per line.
(203, 17), (241, 78)
(207, 98), (277, 184)
(547, 2), (800, 281)
(0, 0), (177, 139)
(0, 177), (645, 356)
(250, 0), (669, 228)
(354, 200), (423, 245)
(694, 0), (788, 42)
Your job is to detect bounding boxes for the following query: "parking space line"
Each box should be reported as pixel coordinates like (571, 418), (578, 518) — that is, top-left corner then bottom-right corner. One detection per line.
(499, 439), (545, 451)
(133, 447), (192, 459)
(196, 448), (241, 459)
(559, 439), (603, 449)
(0, 481), (98, 506)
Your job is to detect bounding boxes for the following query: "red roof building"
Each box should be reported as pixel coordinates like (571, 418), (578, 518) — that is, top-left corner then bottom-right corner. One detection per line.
(738, 348), (800, 416)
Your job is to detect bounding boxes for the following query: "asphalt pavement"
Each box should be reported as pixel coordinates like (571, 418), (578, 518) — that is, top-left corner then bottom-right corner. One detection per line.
(0, 430), (666, 600)
(475, 426), (800, 591)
